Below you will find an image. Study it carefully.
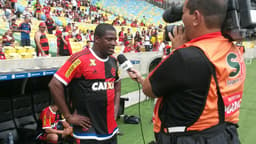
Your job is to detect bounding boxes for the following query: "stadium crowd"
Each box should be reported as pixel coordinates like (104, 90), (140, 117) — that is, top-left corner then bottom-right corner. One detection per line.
(0, 0), (171, 60)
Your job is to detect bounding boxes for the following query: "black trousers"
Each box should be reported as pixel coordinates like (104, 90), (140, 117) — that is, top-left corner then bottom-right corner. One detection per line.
(77, 135), (117, 144)
(158, 123), (240, 144)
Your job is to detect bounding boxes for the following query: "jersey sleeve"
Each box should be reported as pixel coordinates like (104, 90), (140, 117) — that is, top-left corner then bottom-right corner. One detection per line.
(115, 60), (120, 82)
(40, 109), (52, 129)
(149, 47), (211, 98)
(54, 56), (82, 86)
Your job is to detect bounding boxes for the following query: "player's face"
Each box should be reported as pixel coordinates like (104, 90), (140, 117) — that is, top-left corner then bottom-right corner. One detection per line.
(100, 30), (117, 56)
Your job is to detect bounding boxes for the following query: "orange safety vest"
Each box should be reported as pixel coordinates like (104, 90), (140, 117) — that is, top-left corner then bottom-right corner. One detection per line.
(182, 32), (246, 131)
(153, 97), (163, 133)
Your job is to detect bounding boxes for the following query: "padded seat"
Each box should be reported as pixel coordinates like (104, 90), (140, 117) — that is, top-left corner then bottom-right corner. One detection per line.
(0, 97), (18, 144)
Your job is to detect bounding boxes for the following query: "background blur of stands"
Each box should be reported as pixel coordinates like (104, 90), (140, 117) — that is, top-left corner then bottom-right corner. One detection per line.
(0, 0), (256, 143)
(145, 0), (185, 9)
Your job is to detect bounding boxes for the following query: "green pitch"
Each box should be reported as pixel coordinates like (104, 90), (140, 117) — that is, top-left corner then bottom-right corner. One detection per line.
(119, 59), (256, 144)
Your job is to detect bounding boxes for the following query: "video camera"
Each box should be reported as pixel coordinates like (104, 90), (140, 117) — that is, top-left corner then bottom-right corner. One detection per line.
(163, 0), (256, 41)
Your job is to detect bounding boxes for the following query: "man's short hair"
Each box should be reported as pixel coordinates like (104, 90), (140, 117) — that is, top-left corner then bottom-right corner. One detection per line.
(94, 23), (116, 38)
(186, 0), (228, 29)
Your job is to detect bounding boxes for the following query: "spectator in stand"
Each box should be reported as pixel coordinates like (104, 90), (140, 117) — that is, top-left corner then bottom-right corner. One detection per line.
(0, 44), (6, 60)
(2, 30), (15, 46)
(10, 0), (17, 10)
(77, 0), (81, 9)
(123, 42), (133, 53)
(64, 23), (72, 33)
(22, 7), (33, 19)
(134, 41), (141, 53)
(131, 19), (138, 27)
(84, 41), (91, 49)
(126, 28), (133, 45)
(56, 30), (72, 56)
(121, 18), (127, 26)
(56, 9), (61, 17)
(34, 22), (49, 56)
(141, 27), (146, 37)
(150, 28), (158, 50)
(86, 30), (94, 42)
(7, 9), (16, 24)
(118, 27), (125, 45)
(134, 31), (142, 44)
(34, 0), (42, 20)
(2, 6), (12, 23)
(103, 13), (108, 21)
(140, 16), (146, 26)
(36, 104), (73, 144)
(18, 16), (31, 46)
(144, 32), (151, 51)
(45, 15), (56, 34)
(72, 25), (79, 38)
(71, 0), (77, 11)
(27, 0), (32, 8)
(75, 30), (83, 42)
(10, 18), (18, 32)
(66, 31), (73, 39)
(112, 17), (120, 26)
(43, 4), (51, 16)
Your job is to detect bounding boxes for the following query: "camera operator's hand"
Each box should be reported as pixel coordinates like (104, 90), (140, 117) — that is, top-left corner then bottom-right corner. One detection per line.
(169, 25), (187, 49)
(127, 68), (144, 84)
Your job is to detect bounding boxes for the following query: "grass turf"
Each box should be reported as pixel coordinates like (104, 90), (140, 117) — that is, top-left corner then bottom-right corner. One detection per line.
(119, 59), (256, 144)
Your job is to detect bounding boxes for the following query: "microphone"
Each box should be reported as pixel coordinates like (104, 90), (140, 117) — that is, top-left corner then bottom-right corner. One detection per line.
(117, 54), (133, 72)
(162, 4), (183, 23)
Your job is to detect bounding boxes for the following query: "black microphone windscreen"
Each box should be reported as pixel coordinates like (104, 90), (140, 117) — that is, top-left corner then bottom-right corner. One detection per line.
(117, 54), (127, 64)
(162, 4), (183, 23)
(117, 54), (133, 71)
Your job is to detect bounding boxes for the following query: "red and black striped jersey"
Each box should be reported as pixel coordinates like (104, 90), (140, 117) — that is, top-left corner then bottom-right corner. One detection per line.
(39, 33), (49, 52)
(54, 48), (119, 140)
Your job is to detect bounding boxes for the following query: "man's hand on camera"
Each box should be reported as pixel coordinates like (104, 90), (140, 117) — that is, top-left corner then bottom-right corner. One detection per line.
(67, 113), (91, 129)
(169, 25), (187, 49)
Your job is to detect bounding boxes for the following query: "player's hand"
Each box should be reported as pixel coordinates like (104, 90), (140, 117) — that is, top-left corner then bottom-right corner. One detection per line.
(168, 25), (187, 49)
(67, 113), (91, 129)
(63, 127), (73, 137)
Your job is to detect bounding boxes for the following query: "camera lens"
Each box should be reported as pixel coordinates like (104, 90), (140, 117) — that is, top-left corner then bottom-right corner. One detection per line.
(164, 25), (175, 41)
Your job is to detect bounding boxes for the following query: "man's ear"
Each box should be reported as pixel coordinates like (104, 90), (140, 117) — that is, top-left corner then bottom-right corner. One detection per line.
(94, 35), (99, 44)
(193, 10), (202, 26)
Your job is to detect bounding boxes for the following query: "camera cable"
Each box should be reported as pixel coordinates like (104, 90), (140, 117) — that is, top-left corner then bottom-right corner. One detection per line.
(136, 79), (146, 144)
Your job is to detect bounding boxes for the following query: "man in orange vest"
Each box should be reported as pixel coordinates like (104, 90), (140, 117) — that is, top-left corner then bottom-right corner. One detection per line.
(34, 22), (49, 56)
(128, 0), (246, 144)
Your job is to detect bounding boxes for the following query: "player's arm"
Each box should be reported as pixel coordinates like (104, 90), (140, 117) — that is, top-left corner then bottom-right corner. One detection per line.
(49, 58), (91, 129)
(49, 77), (70, 121)
(114, 80), (121, 119)
(41, 111), (65, 135)
(45, 127), (64, 135)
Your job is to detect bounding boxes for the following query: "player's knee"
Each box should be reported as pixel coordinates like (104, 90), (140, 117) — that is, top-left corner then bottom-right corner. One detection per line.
(46, 133), (58, 144)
